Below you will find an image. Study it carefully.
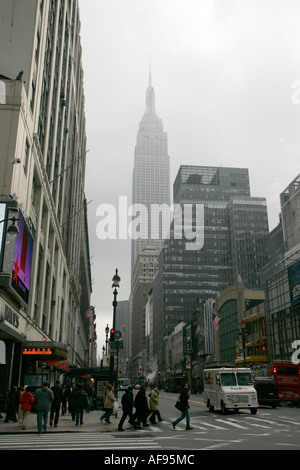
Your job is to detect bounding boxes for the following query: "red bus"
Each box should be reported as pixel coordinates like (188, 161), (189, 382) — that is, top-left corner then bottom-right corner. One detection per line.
(268, 362), (300, 403)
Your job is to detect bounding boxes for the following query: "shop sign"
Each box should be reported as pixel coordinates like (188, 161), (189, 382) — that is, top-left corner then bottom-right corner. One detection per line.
(0, 304), (19, 328)
(23, 347), (53, 355)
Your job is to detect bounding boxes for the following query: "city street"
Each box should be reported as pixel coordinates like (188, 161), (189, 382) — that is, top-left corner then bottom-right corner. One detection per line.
(1, 391), (300, 451)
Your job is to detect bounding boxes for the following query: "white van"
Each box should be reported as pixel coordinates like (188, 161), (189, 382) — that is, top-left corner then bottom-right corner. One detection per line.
(118, 378), (131, 391)
(203, 367), (258, 414)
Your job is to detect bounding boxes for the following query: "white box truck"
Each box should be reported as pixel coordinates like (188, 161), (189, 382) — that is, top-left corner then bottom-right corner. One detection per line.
(203, 367), (258, 414)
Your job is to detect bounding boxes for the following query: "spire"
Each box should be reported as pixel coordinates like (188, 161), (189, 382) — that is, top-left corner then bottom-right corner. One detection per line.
(145, 66), (156, 116)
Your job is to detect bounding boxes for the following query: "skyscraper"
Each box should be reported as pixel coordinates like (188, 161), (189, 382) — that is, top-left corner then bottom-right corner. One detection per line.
(131, 72), (170, 276)
(130, 73), (170, 376)
(152, 165), (269, 360)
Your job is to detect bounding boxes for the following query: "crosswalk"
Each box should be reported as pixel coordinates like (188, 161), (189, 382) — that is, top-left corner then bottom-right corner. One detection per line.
(1, 413), (300, 449)
(0, 432), (161, 450)
(133, 412), (300, 434)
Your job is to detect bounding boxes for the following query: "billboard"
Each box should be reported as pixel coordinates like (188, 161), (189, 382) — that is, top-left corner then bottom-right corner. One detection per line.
(288, 259), (300, 307)
(0, 203), (7, 265)
(11, 211), (34, 304)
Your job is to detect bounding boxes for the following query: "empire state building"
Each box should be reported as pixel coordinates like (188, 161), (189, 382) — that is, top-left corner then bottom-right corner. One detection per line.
(131, 72), (170, 276)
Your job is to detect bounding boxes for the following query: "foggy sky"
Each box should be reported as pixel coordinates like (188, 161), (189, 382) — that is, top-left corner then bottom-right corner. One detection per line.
(78, 0), (300, 356)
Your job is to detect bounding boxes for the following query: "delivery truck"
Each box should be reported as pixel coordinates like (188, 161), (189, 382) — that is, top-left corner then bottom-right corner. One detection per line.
(203, 367), (258, 414)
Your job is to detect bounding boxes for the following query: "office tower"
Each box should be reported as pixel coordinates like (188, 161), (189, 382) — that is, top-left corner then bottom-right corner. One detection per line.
(131, 72), (170, 274)
(130, 73), (170, 377)
(0, 0), (93, 392)
(152, 165), (269, 360)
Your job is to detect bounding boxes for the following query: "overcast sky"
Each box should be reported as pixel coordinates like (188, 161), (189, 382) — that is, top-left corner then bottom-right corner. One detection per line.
(78, 0), (300, 356)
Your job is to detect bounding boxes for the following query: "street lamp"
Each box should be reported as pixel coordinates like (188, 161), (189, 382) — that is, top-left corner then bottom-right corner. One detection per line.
(0, 216), (19, 235)
(110, 269), (120, 390)
(105, 324), (109, 354)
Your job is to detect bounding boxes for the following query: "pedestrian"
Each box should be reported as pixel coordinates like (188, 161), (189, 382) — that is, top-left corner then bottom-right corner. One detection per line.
(100, 384), (115, 424)
(68, 383), (76, 421)
(86, 384), (94, 412)
(61, 384), (67, 415)
(73, 384), (89, 425)
(149, 385), (164, 424)
(4, 386), (18, 423)
(19, 385), (34, 430)
(134, 386), (150, 428)
(50, 381), (63, 427)
(172, 383), (193, 430)
(16, 387), (23, 424)
(34, 380), (54, 434)
(118, 386), (137, 431)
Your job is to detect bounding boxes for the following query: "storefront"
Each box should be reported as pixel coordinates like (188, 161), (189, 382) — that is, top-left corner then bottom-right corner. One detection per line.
(22, 341), (69, 387)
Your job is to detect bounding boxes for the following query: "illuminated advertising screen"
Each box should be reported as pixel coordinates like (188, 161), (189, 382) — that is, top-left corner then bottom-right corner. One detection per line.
(11, 211), (34, 304)
(0, 203), (6, 266)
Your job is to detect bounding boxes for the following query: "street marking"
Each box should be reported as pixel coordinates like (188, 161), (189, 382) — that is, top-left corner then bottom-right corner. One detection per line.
(216, 419), (248, 429)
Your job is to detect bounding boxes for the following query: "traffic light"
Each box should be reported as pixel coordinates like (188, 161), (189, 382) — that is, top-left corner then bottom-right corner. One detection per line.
(110, 328), (115, 341)
(138, 370), (141, 375)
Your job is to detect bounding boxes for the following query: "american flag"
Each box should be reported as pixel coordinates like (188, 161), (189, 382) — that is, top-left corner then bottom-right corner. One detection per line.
(85, 306), (95, 318)
(213, 313), (220, 331)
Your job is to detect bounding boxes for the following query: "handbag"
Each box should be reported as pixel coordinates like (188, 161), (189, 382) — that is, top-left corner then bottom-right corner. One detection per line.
(175, 398), (183, 411)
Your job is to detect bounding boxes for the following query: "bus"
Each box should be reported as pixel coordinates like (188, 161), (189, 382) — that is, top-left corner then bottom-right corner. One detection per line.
(268, 362), (300, 403)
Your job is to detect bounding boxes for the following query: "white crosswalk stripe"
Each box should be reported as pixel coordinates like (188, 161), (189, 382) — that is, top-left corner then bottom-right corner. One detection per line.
(0, 433), (161, 450)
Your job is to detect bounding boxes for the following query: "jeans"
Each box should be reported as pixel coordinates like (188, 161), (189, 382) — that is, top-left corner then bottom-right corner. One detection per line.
(173, 408), (190, 428)
(37, 409), (49, 433)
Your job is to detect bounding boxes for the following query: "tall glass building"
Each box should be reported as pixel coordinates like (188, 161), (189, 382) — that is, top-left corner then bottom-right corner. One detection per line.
(152, 165), (269, 360)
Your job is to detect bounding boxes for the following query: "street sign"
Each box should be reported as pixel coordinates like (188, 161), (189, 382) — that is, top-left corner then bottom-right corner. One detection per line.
(114, 330), (122, 340)
(110, 340), (123, 350)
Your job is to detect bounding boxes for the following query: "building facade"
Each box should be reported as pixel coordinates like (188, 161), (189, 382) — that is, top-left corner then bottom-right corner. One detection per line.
(151, 165), (269, 363)
(130, 73), (170, 377)
(265, 174), (300, 362)
(131, 72), (170, 274)
(0, 0), (93, 393)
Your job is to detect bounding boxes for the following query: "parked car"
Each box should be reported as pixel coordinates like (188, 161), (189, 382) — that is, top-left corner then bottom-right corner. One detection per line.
(254, 377), (280, 408)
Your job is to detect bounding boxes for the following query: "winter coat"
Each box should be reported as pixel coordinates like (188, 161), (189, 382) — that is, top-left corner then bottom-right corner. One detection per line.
(34, 386), (54, 411)
(149, 389), (159, 411)
(121, 389), (134, 412)
(73, 388), (89, 409)
(19, 391), (34, 411)
(104, 390), (115, 410)
(134, 390), (149, 415)
(51, 385), (63, 406)
(178, 388), (190, 410)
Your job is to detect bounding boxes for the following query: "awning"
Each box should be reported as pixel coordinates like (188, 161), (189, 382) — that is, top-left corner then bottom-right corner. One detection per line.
(22, 341), (68, 360)
(38, 359), (69, 371)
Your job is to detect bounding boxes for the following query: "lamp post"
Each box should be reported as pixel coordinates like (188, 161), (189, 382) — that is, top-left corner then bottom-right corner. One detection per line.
(109, 269), (120, 391)
(105, 324), (109, 354)
(0, 216), (19, 235)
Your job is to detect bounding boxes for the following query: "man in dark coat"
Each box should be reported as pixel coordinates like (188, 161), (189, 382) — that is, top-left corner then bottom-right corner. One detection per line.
(73, 384), (89, 425)
(118, 386), (137, 431)
(134, 386), (149, 427)
(50, 381), (63, 427)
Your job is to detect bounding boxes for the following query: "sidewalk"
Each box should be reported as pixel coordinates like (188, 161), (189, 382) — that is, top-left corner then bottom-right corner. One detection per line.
(0, 409), (120, 434)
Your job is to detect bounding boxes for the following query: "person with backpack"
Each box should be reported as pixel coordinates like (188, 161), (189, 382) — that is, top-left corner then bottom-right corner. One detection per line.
(50, 381), (63, 427)
(73, 384), (89, 425)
